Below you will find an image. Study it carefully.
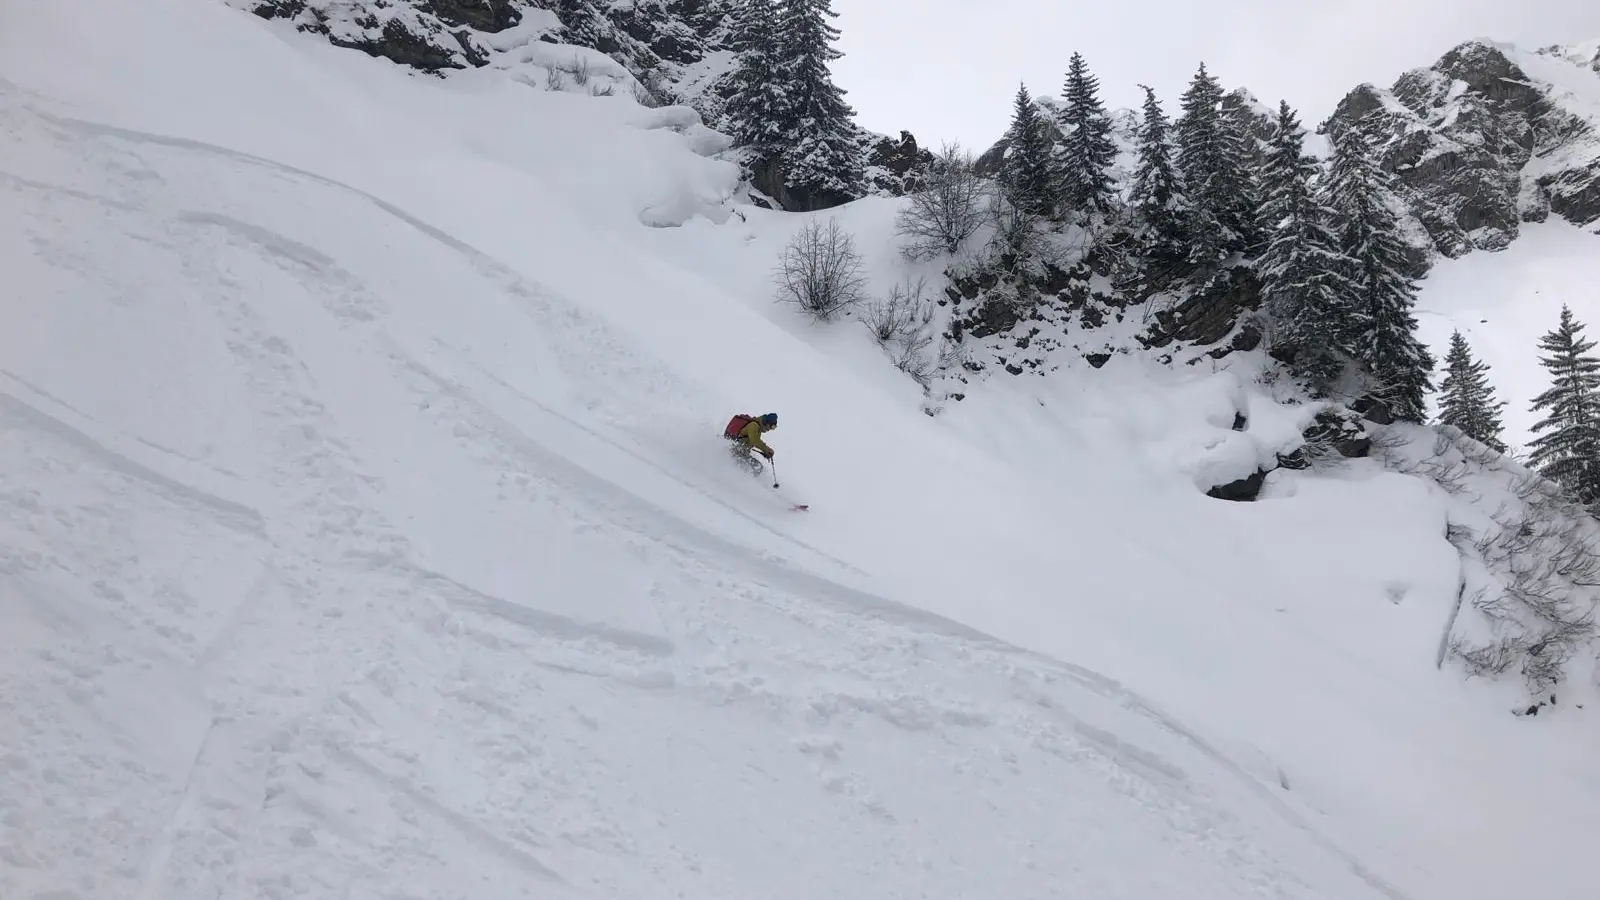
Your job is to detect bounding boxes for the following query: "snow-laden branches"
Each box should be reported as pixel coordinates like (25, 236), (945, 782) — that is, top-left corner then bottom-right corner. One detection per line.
(1379, 424), (1600, 698)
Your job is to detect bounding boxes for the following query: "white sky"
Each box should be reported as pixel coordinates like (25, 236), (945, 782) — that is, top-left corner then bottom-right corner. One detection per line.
(831, 0), (1600, 150)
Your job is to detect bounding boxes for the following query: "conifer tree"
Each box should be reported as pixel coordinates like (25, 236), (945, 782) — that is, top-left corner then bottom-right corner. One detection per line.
(1128, 85), (1188, 276)
(723, 0), (784, 149)
(1323, 124), (1434, 422)
(1436, 330), (1508, 452)
(1219, 99), (1265, 253)
(1175, 64), (1257, 263)
(1057, 52), (1118, 217)
(999, 83), (1058, 218)
(771, 0), (863, 200)
(1527, 305), (1600, 504)
(1255, 100), (1353, 387)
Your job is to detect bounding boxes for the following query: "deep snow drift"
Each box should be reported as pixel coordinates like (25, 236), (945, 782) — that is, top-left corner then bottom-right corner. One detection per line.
(2, 2), (1597, 899)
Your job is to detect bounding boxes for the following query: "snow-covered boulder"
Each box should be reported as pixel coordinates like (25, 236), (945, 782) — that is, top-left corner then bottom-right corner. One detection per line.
(240, 0), (526, 71)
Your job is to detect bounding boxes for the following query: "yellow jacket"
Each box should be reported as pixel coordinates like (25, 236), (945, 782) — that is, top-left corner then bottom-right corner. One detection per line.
(737, 418), (774, 455)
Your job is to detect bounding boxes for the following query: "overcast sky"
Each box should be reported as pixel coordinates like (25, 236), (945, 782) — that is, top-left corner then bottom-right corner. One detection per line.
(830, 0), (1600, 150)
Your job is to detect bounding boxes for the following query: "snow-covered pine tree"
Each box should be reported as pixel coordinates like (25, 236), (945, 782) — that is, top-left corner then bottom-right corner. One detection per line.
(1323, 123), (1434, 422)
(1057, 51), (1118, 218)
(1219, 100), (1265, 254)
(1436, 330), (1508, 452)
(1255, 100), (1354, 389)
(1527, 305), (1600, 505)
(771, 0), (863, 202)
(723, 0), (784, 149)
(1127, 85), (1188, 280)
(1175, 63), (1256, 264)
(999, 83), (1058, 218)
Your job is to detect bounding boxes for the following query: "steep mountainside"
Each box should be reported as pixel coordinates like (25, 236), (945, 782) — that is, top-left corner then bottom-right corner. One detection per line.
(1325, 39), (1600, 265)
(7, 3), (1600, 898)
(235, 0), (929, 201)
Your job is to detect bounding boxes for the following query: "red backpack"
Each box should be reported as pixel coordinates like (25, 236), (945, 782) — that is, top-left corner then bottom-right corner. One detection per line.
(724, 413), (754, 439)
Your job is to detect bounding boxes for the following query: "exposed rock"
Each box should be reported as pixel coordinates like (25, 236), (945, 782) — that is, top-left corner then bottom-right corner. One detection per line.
(1206, 405), (1372, 501)
(1277, 408), (1373, 470)
(747, 152), (856, 213)
(1207, 468), (1269, 502)
(1323, 39), (1600, 269)
(1305, 408), (1373, 458)
(1205, 321), (1264, 360)
(423, 0), (522, 32)
(865, 131), (935, 194)
(244, 0), (495, 71)
(1142, 267), (1264, 348)
(1221, 88), (1277, 147)
(1350, 394), (1396, 426)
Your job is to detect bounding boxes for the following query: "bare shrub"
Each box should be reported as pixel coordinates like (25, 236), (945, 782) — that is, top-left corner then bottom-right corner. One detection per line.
(774, 217), (867, 322)
(1399, 426), (1600, 696)
(591, 83), (615, 97)
(630, 79), (662, 108)
(862, 277), (926, 343)
(544, 67), (567, 92)
(861, 277), (962, 388)
(894, 142), (985, 260)
(564, 56), (592, 86)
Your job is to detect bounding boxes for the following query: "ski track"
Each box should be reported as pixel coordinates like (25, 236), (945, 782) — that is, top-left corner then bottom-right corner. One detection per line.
(0, 91), (1411, 900)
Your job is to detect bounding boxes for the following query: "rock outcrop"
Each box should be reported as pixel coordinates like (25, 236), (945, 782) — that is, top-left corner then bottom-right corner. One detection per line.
(1323, 39), (1600, 267)
(242, 0), (520, 71)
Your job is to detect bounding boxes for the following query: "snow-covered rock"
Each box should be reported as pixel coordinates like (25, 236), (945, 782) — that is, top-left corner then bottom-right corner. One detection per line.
(239, 0), (528, 71)
(1324, 38), (1600, 266)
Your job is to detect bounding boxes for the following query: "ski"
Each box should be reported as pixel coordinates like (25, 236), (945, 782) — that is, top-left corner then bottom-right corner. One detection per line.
(790, 504), (809, 512)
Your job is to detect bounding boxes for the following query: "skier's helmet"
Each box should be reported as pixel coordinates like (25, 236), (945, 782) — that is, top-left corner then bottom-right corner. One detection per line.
(759, 413), (778, 428)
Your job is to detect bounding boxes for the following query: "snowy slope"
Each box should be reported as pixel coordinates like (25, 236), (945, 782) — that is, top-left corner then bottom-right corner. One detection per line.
(2, 3), (1599, 900)
(1415, 220), (1600, 451)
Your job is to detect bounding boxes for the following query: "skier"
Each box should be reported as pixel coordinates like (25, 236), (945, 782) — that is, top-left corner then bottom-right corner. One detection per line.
(723, 412), (777, 475)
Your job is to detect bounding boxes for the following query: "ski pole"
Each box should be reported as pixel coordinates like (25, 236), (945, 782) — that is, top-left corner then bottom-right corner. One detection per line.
(770, 456), (779, 488)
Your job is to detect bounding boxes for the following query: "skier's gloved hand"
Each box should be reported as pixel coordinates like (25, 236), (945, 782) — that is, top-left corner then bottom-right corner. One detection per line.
(761, 448), (774, 459)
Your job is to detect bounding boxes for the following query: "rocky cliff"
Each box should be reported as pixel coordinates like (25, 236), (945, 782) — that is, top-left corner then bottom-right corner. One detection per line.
(1324, 39), (1600, 265)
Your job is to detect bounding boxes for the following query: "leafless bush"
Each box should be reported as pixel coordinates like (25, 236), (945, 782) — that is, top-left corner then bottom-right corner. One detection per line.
(895, 142), (986, 260)
(545, 67), (566, 92)
(1391, 424), (1600, 697)
(863, 277), (928, 344)
(590, 83), (615, 97)
(639, 68), (681, 108)
(774, 217), (867, 322)
(860, 277), (959, 387)
(562, 56), (593, 86)
(630, 79), (662, 108)
(1363, 423), (1414, 459)
(1414, 455), (1470, 494)
(1451, 508), (1599, 693)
